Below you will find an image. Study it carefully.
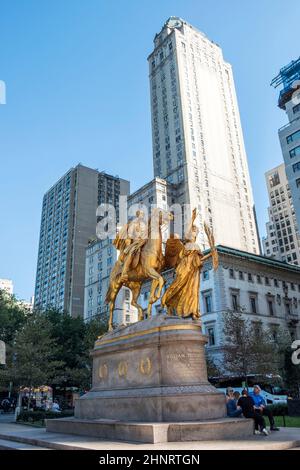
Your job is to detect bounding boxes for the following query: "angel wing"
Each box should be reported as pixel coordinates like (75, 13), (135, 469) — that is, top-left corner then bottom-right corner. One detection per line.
(164, 235), (184, 269)
(204, 222), (219, 271)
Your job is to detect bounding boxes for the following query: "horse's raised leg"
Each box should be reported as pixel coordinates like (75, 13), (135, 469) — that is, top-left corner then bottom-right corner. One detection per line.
(130, 282), (143, 321)
(108, 281), (122, 331)
(154, 274), (165, 302)
(147, 278), (159, 318)
(108, 299), (115, 331)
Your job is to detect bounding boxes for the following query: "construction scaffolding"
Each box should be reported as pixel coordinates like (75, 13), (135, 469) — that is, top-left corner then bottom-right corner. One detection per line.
(271, 57), (300, 109)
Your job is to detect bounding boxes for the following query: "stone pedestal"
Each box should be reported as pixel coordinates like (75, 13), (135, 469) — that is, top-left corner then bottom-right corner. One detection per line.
(77, 315), (226, 422)
(47, 315), (253, 441)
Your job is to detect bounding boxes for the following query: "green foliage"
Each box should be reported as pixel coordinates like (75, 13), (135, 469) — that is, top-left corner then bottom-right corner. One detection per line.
(0, 298), (108, 392)
(206, 354), (221, 378)
(7, 311), (63, 388)
(222, 311), (280, 384)
(267, 403), (288, 416)
(0, 290), (27, 345)
(274, 416), (300, 427)
(17, 409), (74, 423)
(43, 311), (107, 390)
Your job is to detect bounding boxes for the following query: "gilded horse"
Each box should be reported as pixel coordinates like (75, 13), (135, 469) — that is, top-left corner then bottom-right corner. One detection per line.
(105, 208), (173, 331)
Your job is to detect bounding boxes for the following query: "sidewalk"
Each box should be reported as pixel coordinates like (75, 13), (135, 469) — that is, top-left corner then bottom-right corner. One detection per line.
(0, 419), (300, 450)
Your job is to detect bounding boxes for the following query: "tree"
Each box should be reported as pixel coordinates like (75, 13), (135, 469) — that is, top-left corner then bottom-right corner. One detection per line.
(206, 353), (221, 379)
(44, 310), (107, 390)
(0, 302), (108, 393)
(222, 311), (279, 386)
(8, 312), (63, 388)
(0, 290), (27, 345)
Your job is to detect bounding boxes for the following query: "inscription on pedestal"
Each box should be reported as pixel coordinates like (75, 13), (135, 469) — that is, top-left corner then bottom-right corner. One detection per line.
(164, 347), (207, 383)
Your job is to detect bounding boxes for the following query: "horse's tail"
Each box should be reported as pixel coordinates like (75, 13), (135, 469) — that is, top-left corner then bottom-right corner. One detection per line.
(105, 285), (112, 303)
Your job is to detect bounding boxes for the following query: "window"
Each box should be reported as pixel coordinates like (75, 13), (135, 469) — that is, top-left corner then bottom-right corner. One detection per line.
(269, 171), (280, 187)
(204, 294), (212, 313)
(290, 145), (300, 158)
(293, 103), (300, 114)
(296, 178), (300, 188)
(125, 289), (130, 300)
(267, 298), (274, 316)
(274, 278), (279, 287)
(232, 294), (238, 311)
(207, 327), (215, 346)
(271, 326), (278, 341)
(257, 275), (262, 284)
(292, 161), (300, 173)
(229, 268), (235, 279)
(284, 301), (292, 315)
(287, 130), (300, 144)
(203, 270), (209, 281)
(265, 277), (270, 286)
(239, 271), (244, 280)
(250, 295), (257, 314)
(248, 273), (253, 282)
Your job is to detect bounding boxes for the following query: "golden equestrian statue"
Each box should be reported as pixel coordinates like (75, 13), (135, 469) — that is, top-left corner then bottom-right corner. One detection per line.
(105, 208), (173, 331)
(161, 208), (219, 323)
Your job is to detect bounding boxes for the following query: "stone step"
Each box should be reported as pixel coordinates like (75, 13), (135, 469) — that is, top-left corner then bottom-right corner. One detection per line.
(0, 438), (50, 450)
(0, 432), (88, 450)
(46, 416), (254, 444)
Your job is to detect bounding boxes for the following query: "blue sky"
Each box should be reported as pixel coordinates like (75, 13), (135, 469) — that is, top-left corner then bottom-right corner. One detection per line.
(0, 0), (299, 301)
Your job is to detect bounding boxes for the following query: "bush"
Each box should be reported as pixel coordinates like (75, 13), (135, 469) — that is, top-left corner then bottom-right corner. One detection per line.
(267, 403), (288, 416)
(17, 409), (74, 423)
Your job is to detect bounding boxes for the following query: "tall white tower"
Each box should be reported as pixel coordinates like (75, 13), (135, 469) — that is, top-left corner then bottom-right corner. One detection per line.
(148, 17), (260, 253)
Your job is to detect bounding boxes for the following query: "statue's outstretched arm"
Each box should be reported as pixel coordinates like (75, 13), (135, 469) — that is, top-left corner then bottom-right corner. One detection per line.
(184, 208), (197, 240)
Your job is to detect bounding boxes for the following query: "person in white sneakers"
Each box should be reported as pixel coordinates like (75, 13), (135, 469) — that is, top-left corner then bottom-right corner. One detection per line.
(237, 389), (269, 435)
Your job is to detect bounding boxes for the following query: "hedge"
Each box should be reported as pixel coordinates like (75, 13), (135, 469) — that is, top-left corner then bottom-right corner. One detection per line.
(17, 409), (74, 423)
(267, 403), (288, 416)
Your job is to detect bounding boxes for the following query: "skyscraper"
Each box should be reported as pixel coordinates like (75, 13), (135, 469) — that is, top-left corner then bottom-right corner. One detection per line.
(148, 17), (260, 253)
(34, 164), (129, 317)
(262, 163), (300, 265)
(271, 57), (300, 233)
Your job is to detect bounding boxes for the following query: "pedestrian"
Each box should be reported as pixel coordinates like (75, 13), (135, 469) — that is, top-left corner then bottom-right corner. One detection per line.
(237, 388), (269, 435)
(226, 387), (243, 418)
(250, 385), (279, 431)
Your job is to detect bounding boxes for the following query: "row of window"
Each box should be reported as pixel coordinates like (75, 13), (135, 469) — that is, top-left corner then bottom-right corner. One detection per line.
(202, 290), (296, 317)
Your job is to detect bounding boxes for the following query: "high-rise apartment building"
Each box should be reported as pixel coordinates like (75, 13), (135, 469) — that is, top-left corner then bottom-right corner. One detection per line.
(148, 17), (260, 253)
(34, 164), (129, 317)
(262, 164), (300, 265)
(271, 57), (300, 232)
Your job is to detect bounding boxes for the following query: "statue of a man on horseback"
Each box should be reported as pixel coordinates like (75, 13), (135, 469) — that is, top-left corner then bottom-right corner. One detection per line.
(106, 208), (173, 331)
(105, 207), (218, 332)
(116, 210), (148, 283)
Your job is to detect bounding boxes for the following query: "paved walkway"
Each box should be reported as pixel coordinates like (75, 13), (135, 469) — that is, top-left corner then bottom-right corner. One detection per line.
(0, 418), (300, 450)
